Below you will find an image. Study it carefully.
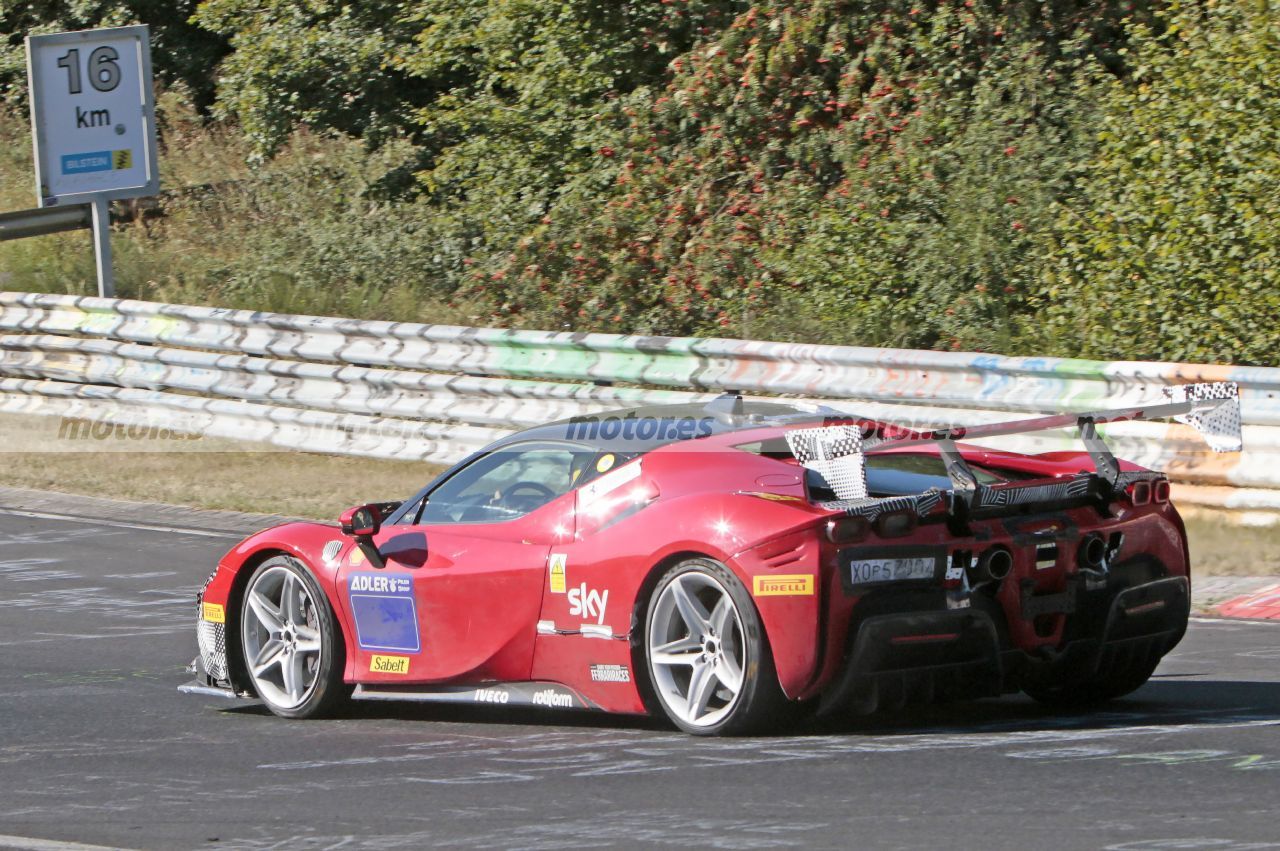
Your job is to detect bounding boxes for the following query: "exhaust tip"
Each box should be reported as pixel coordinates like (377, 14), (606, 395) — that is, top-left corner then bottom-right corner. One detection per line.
(969, 547), (1013, 586)
(1079, 535), (1106, 570)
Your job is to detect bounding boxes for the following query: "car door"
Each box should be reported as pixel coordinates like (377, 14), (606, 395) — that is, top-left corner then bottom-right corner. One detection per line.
(336, 441), (586, 684)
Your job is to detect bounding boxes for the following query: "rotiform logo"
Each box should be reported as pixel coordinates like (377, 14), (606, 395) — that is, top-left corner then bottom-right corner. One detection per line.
(564, 414), (714, 443)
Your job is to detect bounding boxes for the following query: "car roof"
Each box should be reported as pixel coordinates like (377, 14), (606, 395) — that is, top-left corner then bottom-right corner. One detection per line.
(489, 397), (837, 455)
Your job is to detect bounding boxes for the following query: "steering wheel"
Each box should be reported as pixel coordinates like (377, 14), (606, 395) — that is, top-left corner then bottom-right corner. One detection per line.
(502, 481), (557, 500)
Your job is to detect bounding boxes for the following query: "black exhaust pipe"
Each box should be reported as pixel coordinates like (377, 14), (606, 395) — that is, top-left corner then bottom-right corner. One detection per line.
(1078, 534), (1107, 571)
(971, 547), (1013, 586)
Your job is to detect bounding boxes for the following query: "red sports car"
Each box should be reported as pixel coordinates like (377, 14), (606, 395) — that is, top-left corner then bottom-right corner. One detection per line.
(184, 385), (1240, 735)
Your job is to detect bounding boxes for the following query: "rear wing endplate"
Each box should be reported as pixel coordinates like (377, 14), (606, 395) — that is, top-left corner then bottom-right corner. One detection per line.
(785, 381), (1242, 503)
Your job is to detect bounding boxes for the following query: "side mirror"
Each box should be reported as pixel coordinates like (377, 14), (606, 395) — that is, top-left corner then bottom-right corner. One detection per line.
(338, 502), (402, 569)
(339, 501), (402, 538)
(341, 505), (381, 538)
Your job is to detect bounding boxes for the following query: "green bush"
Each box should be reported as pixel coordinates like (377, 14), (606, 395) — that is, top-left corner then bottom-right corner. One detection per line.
(1029, 0), (1280, 363)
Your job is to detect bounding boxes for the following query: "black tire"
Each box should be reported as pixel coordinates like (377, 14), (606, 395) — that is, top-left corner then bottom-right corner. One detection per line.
(238, 555), (350, 719)
(643, 558), (793, 735)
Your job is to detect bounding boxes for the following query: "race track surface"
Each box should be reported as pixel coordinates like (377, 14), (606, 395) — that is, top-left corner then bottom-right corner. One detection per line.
(1, 505), (1278, 851)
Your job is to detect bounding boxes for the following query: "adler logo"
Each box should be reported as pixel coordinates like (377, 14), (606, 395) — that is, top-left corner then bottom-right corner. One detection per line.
(350, 574), (410, 594)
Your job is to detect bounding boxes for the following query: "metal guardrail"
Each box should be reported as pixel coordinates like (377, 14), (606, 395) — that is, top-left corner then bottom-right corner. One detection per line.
(0, 292), (1278, 509)
(0, 205), (91, 241)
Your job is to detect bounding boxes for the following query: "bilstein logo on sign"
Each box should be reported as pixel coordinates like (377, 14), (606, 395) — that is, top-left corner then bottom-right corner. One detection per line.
(752, 575), (815, 597)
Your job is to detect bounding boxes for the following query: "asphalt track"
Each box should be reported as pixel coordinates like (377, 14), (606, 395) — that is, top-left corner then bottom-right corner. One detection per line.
(1, 504), (1278, 851)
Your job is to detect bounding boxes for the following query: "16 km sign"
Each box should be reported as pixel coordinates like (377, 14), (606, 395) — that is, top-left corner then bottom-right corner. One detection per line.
(26, 25), (159, 206)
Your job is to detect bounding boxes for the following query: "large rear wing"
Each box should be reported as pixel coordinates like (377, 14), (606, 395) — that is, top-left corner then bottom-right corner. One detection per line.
(785, 382), (1241, 511)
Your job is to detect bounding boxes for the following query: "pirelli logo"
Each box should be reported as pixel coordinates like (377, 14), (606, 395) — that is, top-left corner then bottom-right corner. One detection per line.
(201, 602), (226, 623)
(752, 574), (815, 597)
(370, 655), (410, 675)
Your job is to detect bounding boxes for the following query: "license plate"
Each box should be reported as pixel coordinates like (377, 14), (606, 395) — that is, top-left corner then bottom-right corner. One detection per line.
(848, 556), (937, 586)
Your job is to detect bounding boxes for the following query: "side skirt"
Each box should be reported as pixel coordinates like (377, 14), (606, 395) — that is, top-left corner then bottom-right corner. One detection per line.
(352, 681), (600, 711)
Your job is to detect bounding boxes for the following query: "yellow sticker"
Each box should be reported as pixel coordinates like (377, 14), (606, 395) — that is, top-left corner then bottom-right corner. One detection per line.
(370, 655), (410, 675)
(112, 149), (133, 169)
(741, 491), (804, 502)
(752, 575), (815, 597)
(349, 547), (366, 566)
(201, 602), (226, 623)
(596, 454), (616, 473)
(549, 553), (568, 594)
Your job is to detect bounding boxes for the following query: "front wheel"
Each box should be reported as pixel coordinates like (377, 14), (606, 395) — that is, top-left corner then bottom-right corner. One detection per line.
(239, 555), (350, 719)
(644, 558), (791, 735)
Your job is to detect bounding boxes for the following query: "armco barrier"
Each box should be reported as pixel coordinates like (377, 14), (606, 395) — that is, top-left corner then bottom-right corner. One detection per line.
(1, 291), (1279, 508)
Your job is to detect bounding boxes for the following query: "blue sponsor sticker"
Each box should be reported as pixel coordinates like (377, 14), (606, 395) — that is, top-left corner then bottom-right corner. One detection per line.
(348, 571), (421, 653)
(61, 151), (113, 175)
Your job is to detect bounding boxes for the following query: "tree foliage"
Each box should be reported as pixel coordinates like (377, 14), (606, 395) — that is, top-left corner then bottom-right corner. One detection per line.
(4, 0), (1279, 365)
(1, 0), (226, 108)
(1032, 0), (1280, 362)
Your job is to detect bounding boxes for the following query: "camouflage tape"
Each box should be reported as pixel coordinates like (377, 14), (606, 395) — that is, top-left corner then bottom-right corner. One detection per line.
(0, 292), (1278, 497)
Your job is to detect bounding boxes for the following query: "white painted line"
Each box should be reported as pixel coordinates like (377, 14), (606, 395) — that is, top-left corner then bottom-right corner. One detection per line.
(1190, 616), (1280, 627)
(0, 506), (244, 539)
(0, 835), (139, 851)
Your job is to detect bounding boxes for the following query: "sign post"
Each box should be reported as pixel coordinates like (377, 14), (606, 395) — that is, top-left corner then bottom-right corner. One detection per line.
(25, 25), (159, 297)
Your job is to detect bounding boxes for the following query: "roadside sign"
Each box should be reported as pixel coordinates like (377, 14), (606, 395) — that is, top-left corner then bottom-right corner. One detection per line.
(25, 25), (159, 208)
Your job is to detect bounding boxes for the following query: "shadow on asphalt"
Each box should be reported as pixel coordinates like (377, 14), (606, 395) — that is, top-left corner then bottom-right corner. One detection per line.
(213, 679), (1280, 738)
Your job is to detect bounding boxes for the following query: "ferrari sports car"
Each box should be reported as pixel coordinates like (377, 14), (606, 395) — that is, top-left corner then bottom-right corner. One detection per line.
(184, 384), (1241, 735)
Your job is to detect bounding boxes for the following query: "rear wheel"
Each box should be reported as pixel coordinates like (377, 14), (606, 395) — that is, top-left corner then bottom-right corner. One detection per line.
(644, 558), (791, 735)
(240, 555), (350, 718)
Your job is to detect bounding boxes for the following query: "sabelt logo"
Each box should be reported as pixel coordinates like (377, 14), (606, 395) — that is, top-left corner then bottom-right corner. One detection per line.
(752, 574), (815, 597)
(201, 602), (226, 623)
(369, 655), (410, 675)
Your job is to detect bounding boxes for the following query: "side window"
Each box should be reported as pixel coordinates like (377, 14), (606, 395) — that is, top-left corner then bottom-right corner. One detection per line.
(419, 443), (592, 524)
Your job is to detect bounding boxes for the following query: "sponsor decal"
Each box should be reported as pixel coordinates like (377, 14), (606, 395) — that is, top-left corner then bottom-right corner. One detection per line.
(548, 553), (568, 594)
(563, 414), (714, 443)
(348, 572), (421, 653)
(532, 688), (575, 708)
(740, 491), (804, 503)
(201, 601), (225, 623)
(349, 547), (366, 566)
(596, 453), (616, 473)
(60, 149), (132, 175)
(752, 574), (815, 597)
(568, 582), (609, 625)
(589, 664), (631, 683)
(369, 654), (410, 675)
(473, 687), (510, 704)
(578, 460), (642, 509)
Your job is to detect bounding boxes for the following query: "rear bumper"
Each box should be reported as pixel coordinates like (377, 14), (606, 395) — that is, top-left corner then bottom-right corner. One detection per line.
(818, 609), (1003, 714)
(819, 576), (1189, 714)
